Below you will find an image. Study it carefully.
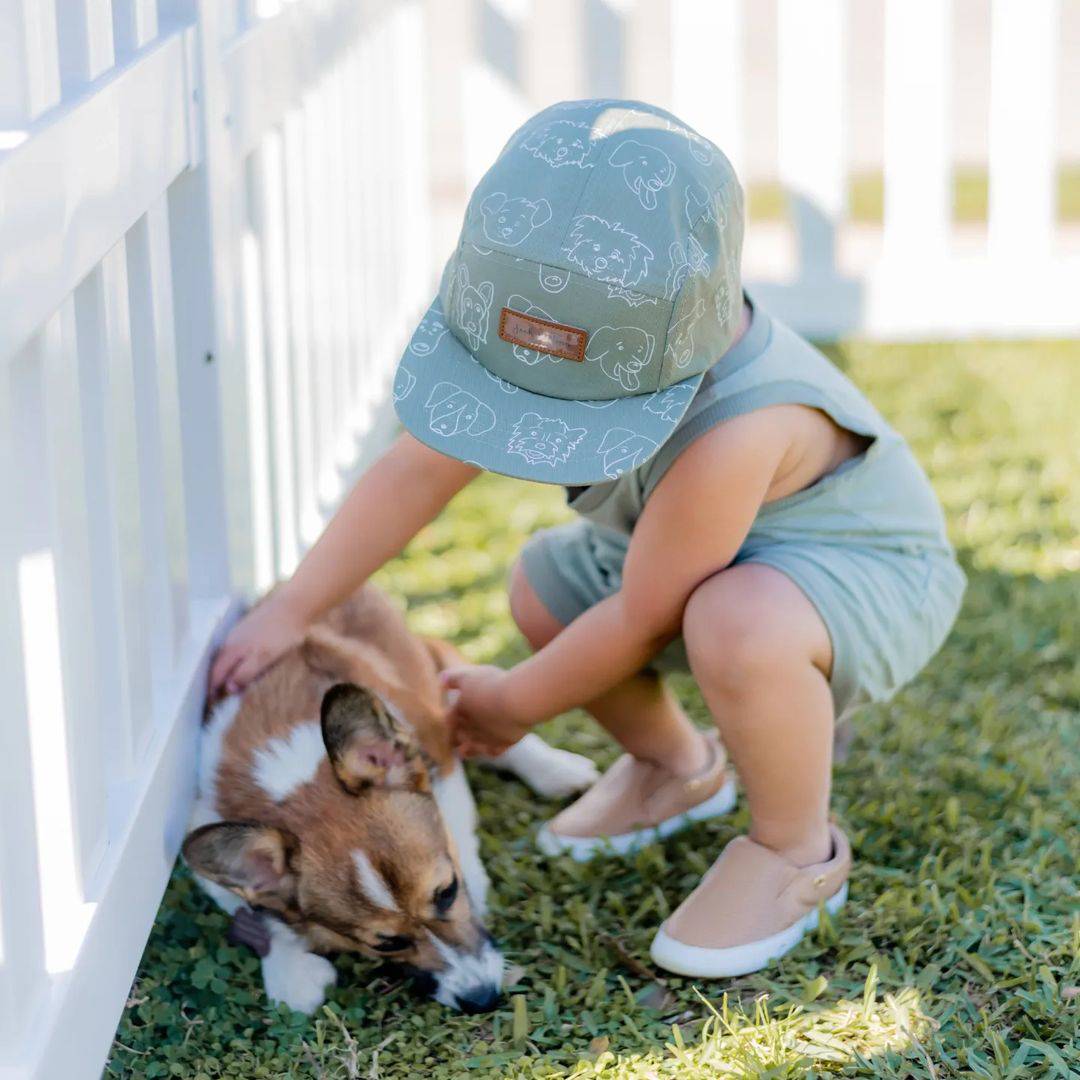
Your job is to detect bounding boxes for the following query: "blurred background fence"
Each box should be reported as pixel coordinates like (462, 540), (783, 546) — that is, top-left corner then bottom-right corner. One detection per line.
(0, 1), (1075, 1077)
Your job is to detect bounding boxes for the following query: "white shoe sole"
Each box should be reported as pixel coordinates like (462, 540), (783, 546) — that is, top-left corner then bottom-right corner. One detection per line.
(649, 881), (848, 977)
(535, 776), (737, 862)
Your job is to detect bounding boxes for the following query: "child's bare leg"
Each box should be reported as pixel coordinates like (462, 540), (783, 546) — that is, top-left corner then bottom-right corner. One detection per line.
(509, 562), (709, 777)
(683, 563), (834, 866)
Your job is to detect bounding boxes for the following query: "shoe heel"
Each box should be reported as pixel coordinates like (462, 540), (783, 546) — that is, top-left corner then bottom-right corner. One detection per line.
(806, 882), (848, 932)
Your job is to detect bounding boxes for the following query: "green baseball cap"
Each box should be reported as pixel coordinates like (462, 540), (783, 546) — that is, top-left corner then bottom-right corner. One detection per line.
(393, 98), (744, 485)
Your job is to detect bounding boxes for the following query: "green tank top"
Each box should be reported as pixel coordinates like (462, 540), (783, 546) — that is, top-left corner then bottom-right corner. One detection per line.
(564, 297), (954, 556)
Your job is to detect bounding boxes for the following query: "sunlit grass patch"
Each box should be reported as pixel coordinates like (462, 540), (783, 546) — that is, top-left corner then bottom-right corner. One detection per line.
(110, 339), (1079, 1078)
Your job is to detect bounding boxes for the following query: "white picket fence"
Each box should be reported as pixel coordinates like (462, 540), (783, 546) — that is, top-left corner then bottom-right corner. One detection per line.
(431, 0), (1078, 338)
(0, 1), (429, 1077)
(1, 0), (1077, 1077)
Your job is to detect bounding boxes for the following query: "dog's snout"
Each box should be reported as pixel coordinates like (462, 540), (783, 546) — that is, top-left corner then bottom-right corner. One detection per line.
(455, 985), (503, 1014)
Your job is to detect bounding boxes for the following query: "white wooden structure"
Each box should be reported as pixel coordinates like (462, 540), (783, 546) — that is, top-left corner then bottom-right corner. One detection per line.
(0, 1), (429, 1077)
(0, 1), (1076, 1078)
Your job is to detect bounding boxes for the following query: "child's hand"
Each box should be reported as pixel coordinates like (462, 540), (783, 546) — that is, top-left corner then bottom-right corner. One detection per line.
(440, 664), (532, 757)
(208, 591), (309, 702)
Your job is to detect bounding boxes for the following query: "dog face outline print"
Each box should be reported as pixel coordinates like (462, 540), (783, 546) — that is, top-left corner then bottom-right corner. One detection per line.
(479, 192), (552, 247)
(408, 310), (450, 357)
(665, 297), (706, 369)
(538, 264), (571, 294)
(485, 369), (519, 393)
(563, 215), (653, 290)
(507, 413), (587, 468)
(454, 265), (494, 351)
(665, 236), (710, 301)
(597, 428), (660, 479)
(643, 382), (694, 423)
(521, 120), (596, 168)
(425, 381), (497, 438)
(684, 182), (716, 229)
(608, 140), (676, 210)
(393, 367), (416, 403)
(586, 325), (656, 392)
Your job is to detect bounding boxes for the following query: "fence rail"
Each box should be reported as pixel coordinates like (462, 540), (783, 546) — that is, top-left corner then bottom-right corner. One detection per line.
(1, 1), (1077, 1077)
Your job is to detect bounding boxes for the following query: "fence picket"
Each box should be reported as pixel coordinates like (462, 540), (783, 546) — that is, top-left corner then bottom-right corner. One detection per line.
(0, 341), (49, 1051)
(669, 0), (743, 176)
(55, 0), (116, 94)
(988, 0), (1058, 261)
(882, 0), (951, 264)
(141, 198), (192, 659)
(776, 0), (847, 266)
(248, 131), (302, 576)
(111, 0), (158, 58)
(281, 105), (323, 545)
(23, 310), (105, 963)
(0, 0), (62, 124)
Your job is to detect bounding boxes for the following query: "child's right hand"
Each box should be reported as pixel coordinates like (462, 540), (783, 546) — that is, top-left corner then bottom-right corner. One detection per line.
(208, 590), (310, 702)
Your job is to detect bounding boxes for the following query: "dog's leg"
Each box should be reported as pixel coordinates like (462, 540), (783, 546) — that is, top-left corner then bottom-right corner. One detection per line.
(259, 919), (337, 1015)
(431, 763), (491, 916)
(480, 733), (599, 799)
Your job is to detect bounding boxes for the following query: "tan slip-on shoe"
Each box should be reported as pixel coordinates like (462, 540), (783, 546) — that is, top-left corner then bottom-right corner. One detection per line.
(649, 824), (851, 977)
(536, 731), (736, 862)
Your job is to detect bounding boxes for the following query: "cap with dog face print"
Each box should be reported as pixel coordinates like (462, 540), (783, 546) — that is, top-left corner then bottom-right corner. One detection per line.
(393, 98), (744, 485)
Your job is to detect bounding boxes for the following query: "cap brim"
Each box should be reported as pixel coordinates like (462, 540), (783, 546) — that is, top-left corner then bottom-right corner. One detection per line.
(393, 298), (704, 486)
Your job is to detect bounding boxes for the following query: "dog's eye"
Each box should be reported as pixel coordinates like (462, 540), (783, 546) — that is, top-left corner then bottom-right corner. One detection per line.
(372, 935), (413, 953)
(434, 876), (458, 915)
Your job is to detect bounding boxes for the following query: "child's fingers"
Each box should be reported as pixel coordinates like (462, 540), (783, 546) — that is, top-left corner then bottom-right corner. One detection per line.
(208, 647), (241, 701)
(439, 666), (468, 689)
(227, 653), (266, 695)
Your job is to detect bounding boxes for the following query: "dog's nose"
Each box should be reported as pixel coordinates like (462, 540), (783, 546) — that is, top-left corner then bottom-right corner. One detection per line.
(455, 984), (503, 1014)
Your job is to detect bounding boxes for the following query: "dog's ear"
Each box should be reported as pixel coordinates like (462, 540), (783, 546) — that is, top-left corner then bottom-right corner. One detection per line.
(320, 683), (429, 795)
(183, 822), (299, 911)
(608, 141), (635, 167)
(480, 191), (506, 215)
(530, 198), (552, 228)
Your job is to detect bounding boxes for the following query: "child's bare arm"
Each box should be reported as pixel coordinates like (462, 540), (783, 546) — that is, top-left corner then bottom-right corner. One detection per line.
(445, 412), (788, 750)
(209, 433), (479, 698)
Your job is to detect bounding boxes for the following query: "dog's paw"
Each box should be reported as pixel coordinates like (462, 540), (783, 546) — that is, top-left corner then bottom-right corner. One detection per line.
(514, 741), (600, 798)
(262, 944), (337, 1014)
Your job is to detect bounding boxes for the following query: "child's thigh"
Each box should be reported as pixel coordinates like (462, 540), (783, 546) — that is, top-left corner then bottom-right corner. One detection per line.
(733, 544), (965, 720)
(517, 520), (630, 629)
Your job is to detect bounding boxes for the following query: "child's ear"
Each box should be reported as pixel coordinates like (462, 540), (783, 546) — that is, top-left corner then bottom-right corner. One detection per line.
(183, 822), (299, 911)
(320, 683), (428, 794)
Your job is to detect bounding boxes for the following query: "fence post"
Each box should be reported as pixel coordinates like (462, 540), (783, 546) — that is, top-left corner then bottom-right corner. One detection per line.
(160, 0), (236, 601)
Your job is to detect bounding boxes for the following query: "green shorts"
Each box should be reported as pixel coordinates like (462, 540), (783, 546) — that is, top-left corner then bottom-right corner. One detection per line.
(520, 519), (966, 720)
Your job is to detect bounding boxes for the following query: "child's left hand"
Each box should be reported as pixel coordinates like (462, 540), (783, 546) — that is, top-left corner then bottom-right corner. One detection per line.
(440, 664), (532, 757)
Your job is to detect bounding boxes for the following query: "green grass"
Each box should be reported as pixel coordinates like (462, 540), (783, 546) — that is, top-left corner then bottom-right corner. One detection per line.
(108, 340), (1079, 1078)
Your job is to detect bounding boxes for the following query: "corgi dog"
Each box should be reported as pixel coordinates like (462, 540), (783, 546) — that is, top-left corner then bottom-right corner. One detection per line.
(183, 585), (598, 1014)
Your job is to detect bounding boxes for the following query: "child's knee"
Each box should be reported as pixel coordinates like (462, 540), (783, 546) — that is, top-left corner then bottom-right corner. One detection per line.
(508, 559), (562, 648)
(683, 571), (798, 690)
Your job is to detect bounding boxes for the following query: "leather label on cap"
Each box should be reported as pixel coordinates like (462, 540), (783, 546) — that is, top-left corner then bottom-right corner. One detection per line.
(498, 307), (588, 362)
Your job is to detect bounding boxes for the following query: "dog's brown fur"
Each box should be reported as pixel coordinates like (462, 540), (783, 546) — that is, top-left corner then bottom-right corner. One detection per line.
(184, 585), (491, 986)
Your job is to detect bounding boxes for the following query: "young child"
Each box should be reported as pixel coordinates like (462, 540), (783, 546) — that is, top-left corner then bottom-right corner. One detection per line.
(210, 100), (965, 977)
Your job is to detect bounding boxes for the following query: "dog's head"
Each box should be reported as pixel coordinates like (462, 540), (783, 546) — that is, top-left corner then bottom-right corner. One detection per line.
(183, 684), (503, 1013)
